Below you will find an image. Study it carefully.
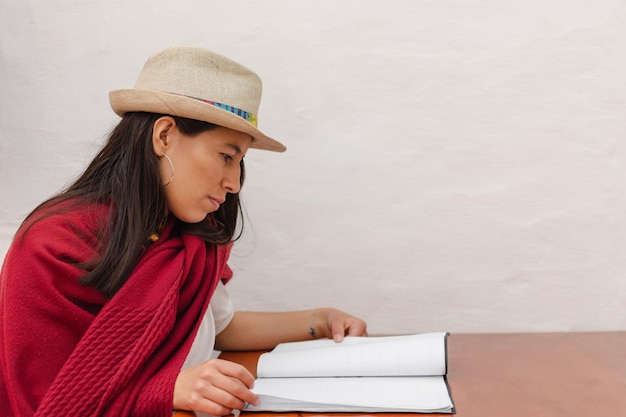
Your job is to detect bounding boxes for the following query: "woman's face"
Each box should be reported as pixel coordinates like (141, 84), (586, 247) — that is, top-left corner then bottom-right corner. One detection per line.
(155, 119), (252, 223)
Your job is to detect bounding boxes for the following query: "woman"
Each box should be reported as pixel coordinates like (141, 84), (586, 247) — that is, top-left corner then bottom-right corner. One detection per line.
(0, 46), (367, 417)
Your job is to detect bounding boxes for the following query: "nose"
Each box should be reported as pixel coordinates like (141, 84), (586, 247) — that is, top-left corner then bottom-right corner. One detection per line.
(222, 165), (241, 194)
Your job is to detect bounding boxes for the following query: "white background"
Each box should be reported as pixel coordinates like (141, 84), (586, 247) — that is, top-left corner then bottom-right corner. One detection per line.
(2, 0), (625, 334)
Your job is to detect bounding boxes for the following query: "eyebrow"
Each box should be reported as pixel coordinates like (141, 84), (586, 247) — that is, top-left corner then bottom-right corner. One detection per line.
(225, 143), (243, 154)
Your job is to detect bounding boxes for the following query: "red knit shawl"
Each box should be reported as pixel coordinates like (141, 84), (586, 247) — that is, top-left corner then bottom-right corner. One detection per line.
(0, 204), (232, 416)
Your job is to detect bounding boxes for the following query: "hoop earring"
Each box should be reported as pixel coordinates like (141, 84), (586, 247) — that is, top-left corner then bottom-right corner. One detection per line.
(161, 152), (174, 187)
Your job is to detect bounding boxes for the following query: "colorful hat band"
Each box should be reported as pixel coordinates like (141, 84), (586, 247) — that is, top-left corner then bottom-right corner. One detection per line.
(167, 92), (258, 126)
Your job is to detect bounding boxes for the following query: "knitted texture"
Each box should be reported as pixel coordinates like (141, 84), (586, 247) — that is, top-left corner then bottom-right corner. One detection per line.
(0, 203), (232, 416)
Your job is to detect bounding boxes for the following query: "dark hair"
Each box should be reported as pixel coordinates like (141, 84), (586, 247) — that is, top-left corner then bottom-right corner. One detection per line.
(21, 112), (245, 298)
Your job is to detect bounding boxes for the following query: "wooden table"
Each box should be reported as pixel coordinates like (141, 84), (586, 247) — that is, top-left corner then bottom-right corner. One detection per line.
(174, 332), (626, 417)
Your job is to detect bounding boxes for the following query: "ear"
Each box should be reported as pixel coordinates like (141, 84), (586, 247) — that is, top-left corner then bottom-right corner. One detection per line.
(151, 116), (177, 156)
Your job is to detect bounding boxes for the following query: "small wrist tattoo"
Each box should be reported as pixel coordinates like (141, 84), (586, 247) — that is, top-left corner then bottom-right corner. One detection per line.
(309, 310), (316, 338)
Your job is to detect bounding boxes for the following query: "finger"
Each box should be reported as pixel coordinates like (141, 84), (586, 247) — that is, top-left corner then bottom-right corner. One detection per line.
(191, 393), (237, 417)
(213, 359), (256, 389)
(346, 319), (368, 337)
(211, 361), (260, 406)
(190, 374), (259, 414)
(216, 375), (260, 406)
(177, 383), (236, 417)
(330, 320), (346, 342)
(200, 382), (252, 411)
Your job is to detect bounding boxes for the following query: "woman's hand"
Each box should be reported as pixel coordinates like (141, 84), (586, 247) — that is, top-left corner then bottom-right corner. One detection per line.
(314, 307), (368, 342)
(173, 358), (260, 415)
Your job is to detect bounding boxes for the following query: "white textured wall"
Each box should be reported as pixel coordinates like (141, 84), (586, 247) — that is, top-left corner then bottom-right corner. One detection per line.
(2, 0), (625, 334)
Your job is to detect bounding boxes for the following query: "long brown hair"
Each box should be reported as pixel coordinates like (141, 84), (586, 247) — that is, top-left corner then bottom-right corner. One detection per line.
(21, 112), (245, 298)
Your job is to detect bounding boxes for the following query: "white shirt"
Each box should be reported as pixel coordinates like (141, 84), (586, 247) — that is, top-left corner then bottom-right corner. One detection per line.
(182, 280), (235, 370)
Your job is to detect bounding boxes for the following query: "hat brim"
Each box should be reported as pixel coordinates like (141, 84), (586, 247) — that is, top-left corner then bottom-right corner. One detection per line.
(109, 89), (286, 152)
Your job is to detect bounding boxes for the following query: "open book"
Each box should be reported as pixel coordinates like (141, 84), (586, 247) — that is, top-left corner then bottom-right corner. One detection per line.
(244, 332), (455, 413)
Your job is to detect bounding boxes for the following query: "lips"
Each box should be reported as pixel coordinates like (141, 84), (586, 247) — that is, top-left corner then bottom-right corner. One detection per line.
(209, 197), (225, 210)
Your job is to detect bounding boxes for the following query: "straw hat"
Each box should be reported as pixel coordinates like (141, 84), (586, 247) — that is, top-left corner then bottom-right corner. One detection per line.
(109, 46), (285, 152)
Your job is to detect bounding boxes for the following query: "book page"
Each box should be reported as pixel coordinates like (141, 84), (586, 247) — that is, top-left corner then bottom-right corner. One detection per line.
(247, 376), (453, 413)
(257, 332), (447, 378)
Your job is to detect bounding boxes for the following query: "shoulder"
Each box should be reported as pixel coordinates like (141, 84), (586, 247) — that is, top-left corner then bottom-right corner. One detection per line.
(2, 200), (110, 306)
(14, 200), (112, 264)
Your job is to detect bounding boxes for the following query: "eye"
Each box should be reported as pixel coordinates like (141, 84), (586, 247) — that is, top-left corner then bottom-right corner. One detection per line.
(221, 153), (234, 162)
